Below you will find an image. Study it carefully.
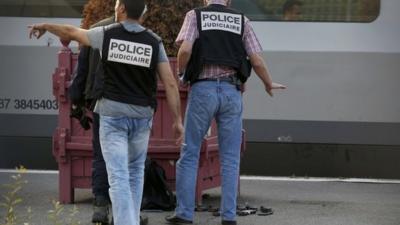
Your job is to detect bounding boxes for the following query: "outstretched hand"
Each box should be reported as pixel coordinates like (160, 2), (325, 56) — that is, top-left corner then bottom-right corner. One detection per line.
(266, 82), (286, 97)
(28, 24), (46, 39)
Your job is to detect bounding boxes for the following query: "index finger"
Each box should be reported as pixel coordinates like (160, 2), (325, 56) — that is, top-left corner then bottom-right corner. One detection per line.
(29, 29), (34, 39)
(28, 25), (35, 39)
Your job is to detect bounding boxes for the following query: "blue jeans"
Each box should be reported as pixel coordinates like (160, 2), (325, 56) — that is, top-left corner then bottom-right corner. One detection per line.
(99, 116), (152, 225)
(175, 81), (243, 221)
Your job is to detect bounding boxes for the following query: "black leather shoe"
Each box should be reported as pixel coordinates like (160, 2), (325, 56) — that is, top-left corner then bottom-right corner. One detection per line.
(165, 214), (193, 224)
(92, 196), (110, 224)
(222, 220), (237, 225)
(108, 215), (148, 225)
(140, 215), (149, 225)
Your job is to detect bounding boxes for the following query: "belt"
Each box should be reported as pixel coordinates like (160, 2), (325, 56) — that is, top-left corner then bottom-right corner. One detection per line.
(196, 76), (236, 84)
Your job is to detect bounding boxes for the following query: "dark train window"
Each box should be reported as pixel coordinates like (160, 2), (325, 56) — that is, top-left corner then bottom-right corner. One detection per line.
(231, 0), (380, 22)
(0, 0), (87, 18)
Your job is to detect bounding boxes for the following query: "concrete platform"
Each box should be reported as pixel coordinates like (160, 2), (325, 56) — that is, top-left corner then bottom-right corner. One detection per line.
(1, 171), (400, 225)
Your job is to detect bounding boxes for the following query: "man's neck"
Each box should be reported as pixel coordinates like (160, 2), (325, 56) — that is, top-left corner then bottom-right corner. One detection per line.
(207, 0), (227, 6)
(120, 18), (140, 24)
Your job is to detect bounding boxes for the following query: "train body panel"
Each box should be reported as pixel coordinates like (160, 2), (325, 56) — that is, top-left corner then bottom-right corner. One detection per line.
(0, 0), (399, 175)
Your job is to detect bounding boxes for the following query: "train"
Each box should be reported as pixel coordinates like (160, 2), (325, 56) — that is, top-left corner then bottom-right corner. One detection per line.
(0, 0), (399, 178)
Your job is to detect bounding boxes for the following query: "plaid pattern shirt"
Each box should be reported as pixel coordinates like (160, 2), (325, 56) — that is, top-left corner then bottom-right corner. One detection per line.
(176, 0), (263, 79)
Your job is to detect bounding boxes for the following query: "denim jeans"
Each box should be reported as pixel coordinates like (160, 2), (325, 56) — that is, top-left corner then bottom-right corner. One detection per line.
(99, 115), (152, 225)
(175, 81), (243, 221)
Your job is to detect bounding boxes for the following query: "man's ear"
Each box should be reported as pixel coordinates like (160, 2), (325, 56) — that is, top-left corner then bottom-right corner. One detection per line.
(119, 2), (126, 14)
(121, 4), (126, 13)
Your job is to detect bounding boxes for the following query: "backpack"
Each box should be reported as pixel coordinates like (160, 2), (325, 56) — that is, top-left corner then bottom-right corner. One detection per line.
(141, 158), (176, 211)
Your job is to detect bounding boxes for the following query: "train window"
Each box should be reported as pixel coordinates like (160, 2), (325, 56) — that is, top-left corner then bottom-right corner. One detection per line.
(0, 0), (86, 18)
(231, 0), (380, 22)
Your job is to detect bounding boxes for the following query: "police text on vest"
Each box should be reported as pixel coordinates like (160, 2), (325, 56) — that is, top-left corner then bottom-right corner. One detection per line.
(108, 39), (153, 68)
(201, 12), (242, 34)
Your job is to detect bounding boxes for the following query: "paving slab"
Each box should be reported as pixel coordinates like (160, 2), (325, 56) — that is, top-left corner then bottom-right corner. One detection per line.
(1, 172), (400, 225)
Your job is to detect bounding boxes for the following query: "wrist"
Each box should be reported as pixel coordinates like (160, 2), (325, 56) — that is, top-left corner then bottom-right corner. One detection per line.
(265, 81), (272, 89)
(174, 117), (183, 124)
(178, 70), (185, 77)
(41, 23), (48, 30)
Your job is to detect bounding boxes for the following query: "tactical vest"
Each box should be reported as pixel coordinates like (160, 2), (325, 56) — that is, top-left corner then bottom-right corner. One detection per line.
(184, 4), (248, 83)
(101, 23), (160, 108)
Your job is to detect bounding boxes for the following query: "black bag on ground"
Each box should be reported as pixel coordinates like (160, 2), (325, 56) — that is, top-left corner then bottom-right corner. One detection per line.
(141, 158), (176, 211)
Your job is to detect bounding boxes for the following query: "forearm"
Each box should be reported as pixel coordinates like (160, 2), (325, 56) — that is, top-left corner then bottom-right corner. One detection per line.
(176, 41), (193, 73)
(164, 82), (183, 124)
(41, 23), (90, 46)
(253, 61), (273, 88)
(250, 53), (273, 88)
(42, 23), (76, 40)
(177, 49), (191, 74)
(158, 63), (183, 124)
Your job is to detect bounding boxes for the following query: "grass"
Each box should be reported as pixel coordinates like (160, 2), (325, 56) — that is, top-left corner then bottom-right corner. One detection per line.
(0, 167), (83, 225)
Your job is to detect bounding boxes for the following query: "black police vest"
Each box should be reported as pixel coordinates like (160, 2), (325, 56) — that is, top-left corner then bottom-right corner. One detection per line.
(184, 5), (248, 83)
(195, 4), (246, 69)
(101, 23), (160, 108)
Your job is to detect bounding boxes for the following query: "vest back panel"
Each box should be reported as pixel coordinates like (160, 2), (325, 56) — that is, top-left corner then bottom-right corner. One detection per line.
(195, 4), (246, 69)
(102, 23), (160, 108)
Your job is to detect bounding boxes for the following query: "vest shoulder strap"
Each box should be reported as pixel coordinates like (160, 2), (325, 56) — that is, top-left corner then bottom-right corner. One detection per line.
(103, 22), (122, 32)
(145, 29), (162, 43)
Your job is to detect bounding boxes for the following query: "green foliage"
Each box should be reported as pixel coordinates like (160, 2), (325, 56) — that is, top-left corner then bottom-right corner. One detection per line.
(143, 0), (203, 56)
(0, 167), (82, 225)
(47, 200), (64, 225)
(0, 166), (28, 225)
(67, 205), (81, 225)
(46, 200), (82, 225)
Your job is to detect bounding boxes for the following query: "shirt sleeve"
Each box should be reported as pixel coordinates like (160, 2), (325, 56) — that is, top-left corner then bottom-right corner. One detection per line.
(243, 17), (263, 55)
(87, 26), (105, 51)
(175, 10), (199, 46)
(68, 47), (90, 104)
(158, 43), (169, 63)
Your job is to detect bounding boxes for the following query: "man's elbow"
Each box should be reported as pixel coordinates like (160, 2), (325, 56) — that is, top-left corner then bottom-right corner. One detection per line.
(251, 59), (265, 71)
(63, 25), (76, 40)
(69, 27), (89, 45)
(164, 79), (178, 91)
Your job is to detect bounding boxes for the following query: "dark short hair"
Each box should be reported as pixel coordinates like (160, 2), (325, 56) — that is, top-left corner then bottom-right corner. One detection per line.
(120, 0), (145, 19)
(283, 0), (303, 13)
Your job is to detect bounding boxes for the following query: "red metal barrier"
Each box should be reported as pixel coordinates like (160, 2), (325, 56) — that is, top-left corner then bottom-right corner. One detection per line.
(52, 43), (246, 205)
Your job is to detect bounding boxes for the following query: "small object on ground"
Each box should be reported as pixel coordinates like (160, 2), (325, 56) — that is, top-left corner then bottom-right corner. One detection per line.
(207, 206), (219, 212)
(258, 206), (273, 216)
(237, 209), (257, 216)
(244, 203), (258, 211)
(195, 205), (208, 212)
(202, 193), (211, 199)
(142, 209), (164, 212)
(236, 204), (246, 211)
(212, 211), (221, 217)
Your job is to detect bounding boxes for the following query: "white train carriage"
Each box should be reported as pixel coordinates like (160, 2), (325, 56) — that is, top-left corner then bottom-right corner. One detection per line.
(0, 0), (398, 175)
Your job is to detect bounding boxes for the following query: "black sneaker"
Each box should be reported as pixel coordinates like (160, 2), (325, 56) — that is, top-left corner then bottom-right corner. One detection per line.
(140, 215), (149, 225)
(165, 214), (193, 224)
(221, 220), (237, 225)
(92, 195), (110, 224)
(108, 215), (148, 225)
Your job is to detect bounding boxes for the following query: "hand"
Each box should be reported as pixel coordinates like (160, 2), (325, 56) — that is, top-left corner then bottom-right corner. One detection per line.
(172, 121), (184, 146)
(28, 24), (46, 39)
(266, 82), (286, 97)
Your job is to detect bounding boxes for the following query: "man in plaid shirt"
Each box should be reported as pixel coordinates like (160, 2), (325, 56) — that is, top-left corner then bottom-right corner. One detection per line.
(166, 1), (286, 225)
